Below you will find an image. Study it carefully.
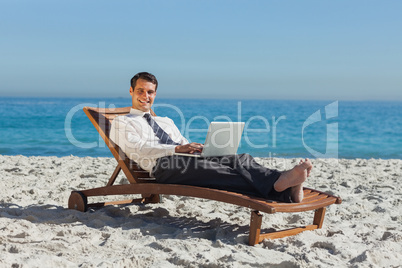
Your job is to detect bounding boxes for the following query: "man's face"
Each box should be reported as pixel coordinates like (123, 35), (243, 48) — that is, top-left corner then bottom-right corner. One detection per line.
(130, 78), (157, 112)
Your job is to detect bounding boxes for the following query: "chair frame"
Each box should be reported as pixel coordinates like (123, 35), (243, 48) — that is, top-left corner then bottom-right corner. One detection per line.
(68, 106), (342, 245)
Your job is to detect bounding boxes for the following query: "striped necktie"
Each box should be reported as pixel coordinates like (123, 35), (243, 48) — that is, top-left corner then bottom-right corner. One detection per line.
(143, 113), (180, 145)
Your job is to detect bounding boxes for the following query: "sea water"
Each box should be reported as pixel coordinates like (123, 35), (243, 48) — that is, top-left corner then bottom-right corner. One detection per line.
(0, 97), (401, 159)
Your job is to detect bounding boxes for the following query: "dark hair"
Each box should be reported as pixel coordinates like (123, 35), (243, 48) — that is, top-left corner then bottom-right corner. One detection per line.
(130, 72), (158, 91)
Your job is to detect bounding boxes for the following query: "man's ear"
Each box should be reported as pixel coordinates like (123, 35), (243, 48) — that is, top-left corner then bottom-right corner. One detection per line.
(129, 87), (134, 96)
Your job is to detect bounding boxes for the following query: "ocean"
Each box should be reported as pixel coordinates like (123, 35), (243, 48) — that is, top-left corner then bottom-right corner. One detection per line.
(1, 97), (401, 159)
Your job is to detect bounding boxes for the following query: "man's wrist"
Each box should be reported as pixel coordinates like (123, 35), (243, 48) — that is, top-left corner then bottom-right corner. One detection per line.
(175, 145), (181, 153)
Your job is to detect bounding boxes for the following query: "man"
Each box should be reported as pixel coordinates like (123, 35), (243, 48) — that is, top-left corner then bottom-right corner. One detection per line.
(110, 72), (312, 203)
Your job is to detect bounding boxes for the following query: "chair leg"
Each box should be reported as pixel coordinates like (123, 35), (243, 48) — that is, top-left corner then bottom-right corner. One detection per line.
(144, 194), (161, 203)
(106, 165), (121, 186)
(248, 207), (328, 245)
(249, 210), (262, 246)
(313, 207), (326, 228)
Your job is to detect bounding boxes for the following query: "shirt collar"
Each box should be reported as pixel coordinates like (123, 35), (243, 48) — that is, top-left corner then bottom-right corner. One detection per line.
(129, 108), (151, 116)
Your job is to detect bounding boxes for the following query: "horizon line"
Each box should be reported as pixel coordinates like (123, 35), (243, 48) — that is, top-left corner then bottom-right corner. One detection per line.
(1, 95), (402, 103)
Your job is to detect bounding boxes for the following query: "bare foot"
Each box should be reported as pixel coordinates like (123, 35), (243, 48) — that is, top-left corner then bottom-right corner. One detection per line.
(274, 158), (313, 203)
(290, 184), (304, 203)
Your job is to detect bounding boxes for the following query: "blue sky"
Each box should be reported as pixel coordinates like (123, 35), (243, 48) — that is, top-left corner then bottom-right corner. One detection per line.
(1, 0), (401, 100)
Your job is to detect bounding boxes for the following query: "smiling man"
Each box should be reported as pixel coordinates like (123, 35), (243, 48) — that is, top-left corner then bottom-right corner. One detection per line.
(110, 72), (313, 203)
(129, 74), (157, 112)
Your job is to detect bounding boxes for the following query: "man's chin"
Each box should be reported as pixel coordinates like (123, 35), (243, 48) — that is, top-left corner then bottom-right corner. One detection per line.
(133, 103), (151, 112)
(139, 106), (151, 112)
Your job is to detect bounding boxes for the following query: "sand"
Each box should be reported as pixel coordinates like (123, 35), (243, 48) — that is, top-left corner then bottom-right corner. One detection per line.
(1, 155), (401, 267)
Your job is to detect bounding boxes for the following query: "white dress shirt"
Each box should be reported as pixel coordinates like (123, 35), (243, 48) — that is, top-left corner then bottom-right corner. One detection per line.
(110, 108), (188, 174)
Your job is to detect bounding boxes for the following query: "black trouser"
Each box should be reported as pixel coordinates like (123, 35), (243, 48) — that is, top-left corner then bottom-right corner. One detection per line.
(152, 153), (292, 202)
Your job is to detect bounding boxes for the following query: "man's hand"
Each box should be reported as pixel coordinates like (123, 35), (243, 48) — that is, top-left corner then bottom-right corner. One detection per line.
(175, 142), (204, 154)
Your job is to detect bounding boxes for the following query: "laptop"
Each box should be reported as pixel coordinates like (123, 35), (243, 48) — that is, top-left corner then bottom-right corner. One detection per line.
(175, 122), (245, 157)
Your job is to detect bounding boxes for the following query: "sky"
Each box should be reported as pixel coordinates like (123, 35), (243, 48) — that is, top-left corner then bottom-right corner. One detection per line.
(1, 0), (401, 100)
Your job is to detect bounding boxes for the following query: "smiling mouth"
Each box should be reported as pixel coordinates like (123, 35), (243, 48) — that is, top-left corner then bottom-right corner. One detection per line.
(138, 99), (149, 104)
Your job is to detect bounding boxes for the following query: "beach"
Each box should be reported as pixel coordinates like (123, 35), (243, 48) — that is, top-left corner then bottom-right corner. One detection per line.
(1, 155), (401, 267)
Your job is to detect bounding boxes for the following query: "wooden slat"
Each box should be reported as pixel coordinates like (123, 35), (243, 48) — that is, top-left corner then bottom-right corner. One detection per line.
(132, 171), (152, 178)
(80, 183), (278, 214)
(258, 224), (319, 241)
(303, 191), (320, 199)
(88, 198), (146, 208)
(304, 187), (342, 202)
(272, 197), (339, 213)
(272, 193), (329, 208)
(79, 184), (339, 214)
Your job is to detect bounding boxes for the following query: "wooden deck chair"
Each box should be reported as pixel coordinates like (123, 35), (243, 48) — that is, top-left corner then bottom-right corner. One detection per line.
(68, 106), (342, 245)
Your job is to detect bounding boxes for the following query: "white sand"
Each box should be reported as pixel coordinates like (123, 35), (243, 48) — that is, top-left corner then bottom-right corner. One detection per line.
(1, 155), (401, 267)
